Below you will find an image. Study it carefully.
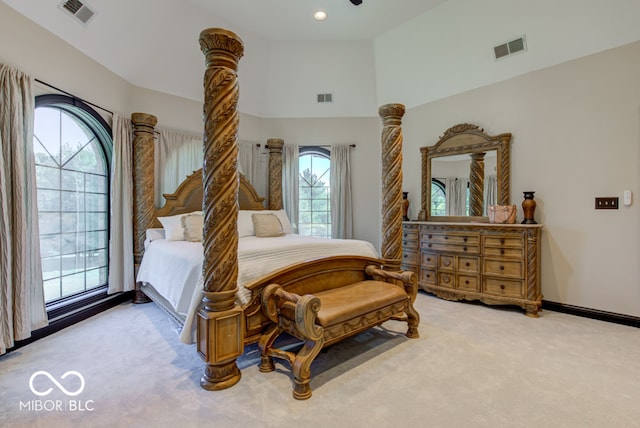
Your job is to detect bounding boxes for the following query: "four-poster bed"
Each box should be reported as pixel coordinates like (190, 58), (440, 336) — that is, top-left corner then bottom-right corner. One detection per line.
(130, 28), (417, 397)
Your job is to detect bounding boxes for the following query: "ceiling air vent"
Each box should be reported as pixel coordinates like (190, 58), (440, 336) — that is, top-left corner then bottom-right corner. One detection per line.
(317, 93), (333, 103)
(494, 35), (527, 60)
(59, 0), (96, 26)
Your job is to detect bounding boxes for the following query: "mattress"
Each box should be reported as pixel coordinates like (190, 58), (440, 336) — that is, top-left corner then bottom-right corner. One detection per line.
(136, 233), (379, 343)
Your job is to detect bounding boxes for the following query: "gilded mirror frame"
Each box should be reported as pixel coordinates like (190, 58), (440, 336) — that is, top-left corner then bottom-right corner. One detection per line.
(419, 123), (512, 222)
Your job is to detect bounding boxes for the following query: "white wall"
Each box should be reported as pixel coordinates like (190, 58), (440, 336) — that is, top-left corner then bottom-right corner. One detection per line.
(375, 0), (640, 109)
(262, 40), (378, 118)
(402, 41), (640, 317)
(262, 117), (382, 249)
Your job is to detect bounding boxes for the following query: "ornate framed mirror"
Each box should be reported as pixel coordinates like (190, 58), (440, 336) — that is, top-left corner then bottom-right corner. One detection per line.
(419, 123), (512, 222)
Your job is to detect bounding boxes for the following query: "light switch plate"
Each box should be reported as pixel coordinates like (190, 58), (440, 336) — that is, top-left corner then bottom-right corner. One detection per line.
(595, 197), (619, 209)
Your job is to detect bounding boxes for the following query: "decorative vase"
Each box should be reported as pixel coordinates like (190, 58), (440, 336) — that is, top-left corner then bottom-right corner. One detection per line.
(521, 191), (537, 224)
(402, 192), (410, 221)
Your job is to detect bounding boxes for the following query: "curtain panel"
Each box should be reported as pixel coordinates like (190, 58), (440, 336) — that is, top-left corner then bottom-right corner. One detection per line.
(330, 145), (353, 239)
(282, 144), (299, 232)
(107, 114), (135, 294)
(0, 64), (47, 354)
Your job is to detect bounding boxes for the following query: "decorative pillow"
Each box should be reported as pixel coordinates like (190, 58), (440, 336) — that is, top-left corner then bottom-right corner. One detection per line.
(238, 209), (293, 237)
(157, 211), (202, 241)
(251, 213), (285, 238)
(181, 213), (204, 242)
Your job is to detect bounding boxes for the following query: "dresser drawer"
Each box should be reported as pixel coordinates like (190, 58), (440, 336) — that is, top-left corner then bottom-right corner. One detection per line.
(483, 277), (524, 298)
(421, 269), (436, 285)
(426, 233), (480, 246)
(421, 251), (436, 269)
(483, 235), (524, 248)
(458, 275), (480, 291)
(402, 229), (419, 242)
(458, 256), (479, 274)
(421, 241), (479, 254)
(438, 272), (455, 288)
(483, 259), (523, 278)
(402, 250), (418, 266)
(438, 254), (455, 271)
(483, 246), (524, 259)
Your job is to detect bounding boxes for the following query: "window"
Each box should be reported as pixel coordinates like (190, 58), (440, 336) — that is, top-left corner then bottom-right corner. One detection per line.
(431, 179), (446, 216)
(33, 95), (112, 306)
(298, 147), (331, 237)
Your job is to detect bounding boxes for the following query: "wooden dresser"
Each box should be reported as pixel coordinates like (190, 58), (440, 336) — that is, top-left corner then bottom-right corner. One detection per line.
(402, 221), (543, 316)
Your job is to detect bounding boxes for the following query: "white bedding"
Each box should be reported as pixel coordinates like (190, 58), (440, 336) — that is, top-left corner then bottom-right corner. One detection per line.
(136, 233), (379, 343)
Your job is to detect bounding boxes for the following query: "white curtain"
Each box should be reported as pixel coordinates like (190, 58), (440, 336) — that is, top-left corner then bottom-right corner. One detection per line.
(484, 174), (498, 215)
(0, 64), (47, 354)
(239, 141), (268, 200)
(445, 177), (469, 216)
(154, 129), (203, 208)
(107, 114), (135, 294)
(282, 144), (299, 232)
(330, 145), (353, 239)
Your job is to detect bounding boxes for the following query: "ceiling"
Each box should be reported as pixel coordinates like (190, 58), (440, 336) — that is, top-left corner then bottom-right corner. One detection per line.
(2, 0), (448, 108)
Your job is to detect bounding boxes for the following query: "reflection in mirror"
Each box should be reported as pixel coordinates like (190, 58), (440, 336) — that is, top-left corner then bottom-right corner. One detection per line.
(419, 124), (511, 222)
(430, 151), (497, 216)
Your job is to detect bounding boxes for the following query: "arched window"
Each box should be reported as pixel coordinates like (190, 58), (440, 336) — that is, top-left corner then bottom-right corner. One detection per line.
(33, 95), (112, 304)
(298, 147), (331, 237)
(431, 178), (446, 216)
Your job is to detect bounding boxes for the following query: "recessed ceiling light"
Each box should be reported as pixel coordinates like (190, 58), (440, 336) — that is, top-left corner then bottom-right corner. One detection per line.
(314, 10), (327, 21)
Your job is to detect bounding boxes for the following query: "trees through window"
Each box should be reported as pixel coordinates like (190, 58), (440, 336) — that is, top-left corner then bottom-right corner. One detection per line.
(298, 148), (331, 237)
(33, 95), (111, 304)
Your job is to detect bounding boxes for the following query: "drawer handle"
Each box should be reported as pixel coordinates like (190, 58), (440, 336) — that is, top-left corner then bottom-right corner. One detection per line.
(426, 257), (431, 262)
(499, 265), (505, 271)
(428, 234), (432, 239)
(403, 254), (408, 258)
(463, 237), (468, 242)
(500, 284), (505, 290)
(428, 244), (432, 248)
(465, 262), (470, 267)
(500, 239), (505, 244)
(444, 236), (449, 240)
(403, 233), (408, 237)
(465, 280), (470, 285)
(426, 274), (431, 278)
(463, 246), (467, 252)
(442, 275), (451, 283)
(500, 249), (505, 255)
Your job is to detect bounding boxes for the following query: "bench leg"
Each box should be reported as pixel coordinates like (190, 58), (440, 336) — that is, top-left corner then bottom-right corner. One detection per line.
(292, 337), (324, 400)
(258, 324), (281, 373)
(405, 302), (420, 339)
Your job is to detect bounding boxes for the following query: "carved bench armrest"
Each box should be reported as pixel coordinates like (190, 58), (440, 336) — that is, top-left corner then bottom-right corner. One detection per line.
(261, 283), (323, 341)
(364, 265), (418, 302)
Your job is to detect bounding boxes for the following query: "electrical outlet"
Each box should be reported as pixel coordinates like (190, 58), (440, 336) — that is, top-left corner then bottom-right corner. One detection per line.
(595, 197), (619, 209)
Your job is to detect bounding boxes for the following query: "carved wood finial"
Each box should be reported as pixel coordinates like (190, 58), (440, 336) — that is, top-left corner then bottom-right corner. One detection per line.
(131, 112), (157, 304)
(440, 123), (483, 140)
(267, 139), (284, 210)
(378, 103), (405, 264)
(198, 27), (244, 391)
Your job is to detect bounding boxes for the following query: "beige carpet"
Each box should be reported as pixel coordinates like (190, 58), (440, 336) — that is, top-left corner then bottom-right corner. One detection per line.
(1, 292), (639, 428)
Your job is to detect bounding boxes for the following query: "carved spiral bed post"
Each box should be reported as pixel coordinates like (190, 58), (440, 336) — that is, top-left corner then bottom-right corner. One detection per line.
(378, 103), (405, 270)
(469, 152), (486, 217)
(419, 146), (429, 221)
(267, 138), (284, 210)
(131, 112), (157, 304)
(197, 28), (244, 391)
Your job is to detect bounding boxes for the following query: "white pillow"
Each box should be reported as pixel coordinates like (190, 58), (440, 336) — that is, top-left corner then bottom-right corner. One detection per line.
(157, 211), (202, 241)
(238, 209), (293, 237)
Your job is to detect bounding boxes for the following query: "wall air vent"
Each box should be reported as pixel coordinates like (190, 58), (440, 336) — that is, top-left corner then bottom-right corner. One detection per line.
(494, 35), (527, 60)
(317, 93), (333, 103)
(59, 0), (96, 26)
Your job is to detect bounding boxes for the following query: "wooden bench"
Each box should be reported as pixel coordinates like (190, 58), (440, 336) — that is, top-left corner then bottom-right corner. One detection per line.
(258, 263), (420, 400)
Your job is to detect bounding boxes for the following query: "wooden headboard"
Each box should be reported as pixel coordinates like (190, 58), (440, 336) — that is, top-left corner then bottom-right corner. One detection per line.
(152, 168), (266, 228)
